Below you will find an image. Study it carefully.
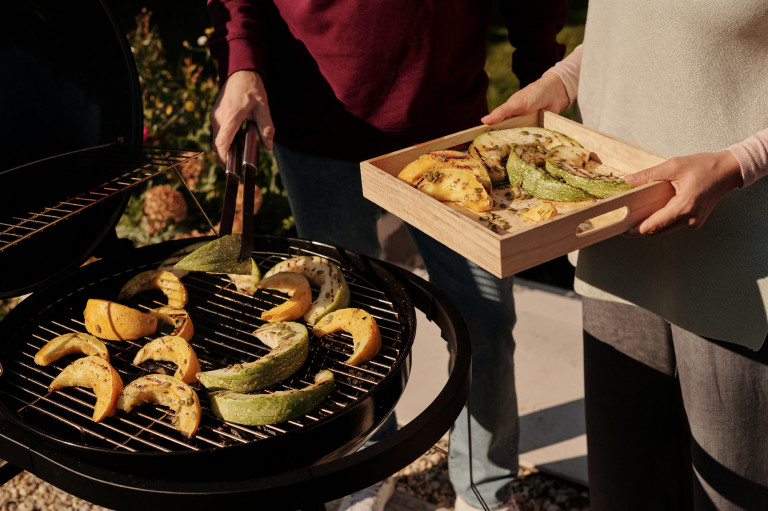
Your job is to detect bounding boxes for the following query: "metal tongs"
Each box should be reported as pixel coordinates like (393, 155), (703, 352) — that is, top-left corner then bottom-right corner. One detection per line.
(219, 121), (260, 263)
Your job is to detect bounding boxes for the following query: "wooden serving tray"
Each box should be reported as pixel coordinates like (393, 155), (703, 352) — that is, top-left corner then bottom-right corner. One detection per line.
(360, 111), (674, 278)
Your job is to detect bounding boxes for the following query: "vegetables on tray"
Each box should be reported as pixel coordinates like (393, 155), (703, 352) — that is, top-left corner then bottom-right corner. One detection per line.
(545, 145), (635, 198)
(398, 149), (493, 190)
(412, 167), (494, 213)
(118, 269), (188, 309)
(469, 126), (580, 185)
(197, 321), (309, 393)
(84, 299), (158, 341)
(312, 307), (382, 366)
(48, 356), (124, 422)
(117, 374), (201, 437)
(254, 271), (313, 322)
(208, 370), (334, 426)
(263, 256), (350, 325)
(34, 332), (109, 366)
(132, 335), (201, 384)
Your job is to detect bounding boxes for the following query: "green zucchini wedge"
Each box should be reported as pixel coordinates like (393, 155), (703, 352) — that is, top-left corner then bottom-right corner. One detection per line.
(208, 370), (334, 426)
(468, 127), (581, 185)
(197, 322), (309, 393)
(545, 145), (635, 199)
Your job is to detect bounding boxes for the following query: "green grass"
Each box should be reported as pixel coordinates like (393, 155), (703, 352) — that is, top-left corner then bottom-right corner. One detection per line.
(485, 2), (585, 120)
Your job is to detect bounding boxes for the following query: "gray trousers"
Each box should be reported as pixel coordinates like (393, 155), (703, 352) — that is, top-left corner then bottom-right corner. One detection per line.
(582, 298), (768, 511)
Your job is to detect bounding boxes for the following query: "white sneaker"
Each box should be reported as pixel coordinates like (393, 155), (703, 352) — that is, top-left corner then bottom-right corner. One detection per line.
(454, 494), (520, 511)
(336, 476), (397, 511)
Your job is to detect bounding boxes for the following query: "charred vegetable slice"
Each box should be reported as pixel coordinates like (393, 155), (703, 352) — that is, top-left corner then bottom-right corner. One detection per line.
(255, 272), (312, 322)
(34, 332), (109, 366)
(84, 299), (158, 341)
(132, 335), (201, 384)
(263, 256), (351, 325)
(208, 370), (334, 426)
(413, 168), (493, 213)
(197, 322), (309, 393)
(48, 356), (123, 422)
(173, 234), (254, 275)
(118, 374), (201, 437)
(468, 127), (581, 185)
(312, 308), (382, 366)
(519, 163), (593, 202)
(149, 306), (194, 341)
(118, 269), (188, 309)
(520, 202), (559, 223)
(545, 145), (635, 198)
(397, 150), (492, 191)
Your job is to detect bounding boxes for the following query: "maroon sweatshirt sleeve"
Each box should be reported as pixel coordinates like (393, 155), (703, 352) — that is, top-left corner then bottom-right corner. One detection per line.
(207, 0), (267, 83)
(500, 0), (568, 87)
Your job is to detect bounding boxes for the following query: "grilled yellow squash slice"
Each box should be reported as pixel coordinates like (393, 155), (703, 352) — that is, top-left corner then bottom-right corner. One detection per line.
(398, 150), (492, 191)
(413, 168), (493, 212)
(263, 256), (350, 325)
(149, 306), (194, 341)
(255, 272), (312, 323)
(48, 356), (123, 422)
(118, 269), (188, 309)
(312, 308), (382, 366)
(132, 335), (201, 384)
(34, 332), (109, 366)
(118, 374), (201, 437)
(84, 299), (158, 341)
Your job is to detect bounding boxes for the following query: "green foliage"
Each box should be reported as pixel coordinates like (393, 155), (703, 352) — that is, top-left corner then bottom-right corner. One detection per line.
(117, 9), (295, 247)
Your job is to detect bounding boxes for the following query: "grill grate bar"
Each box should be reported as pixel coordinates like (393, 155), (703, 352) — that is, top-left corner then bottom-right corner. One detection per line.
(0, 148), (203, 252)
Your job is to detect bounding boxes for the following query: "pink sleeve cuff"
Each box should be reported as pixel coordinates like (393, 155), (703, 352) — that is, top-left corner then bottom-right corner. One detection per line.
(545, 44), (582, 107)
(727, 128), (768, 188)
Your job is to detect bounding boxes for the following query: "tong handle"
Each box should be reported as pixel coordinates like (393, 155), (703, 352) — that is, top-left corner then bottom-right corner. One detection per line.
(225, 131), (244, 177)
(242, 122), (261, 170)
(239, 122), (260, 262)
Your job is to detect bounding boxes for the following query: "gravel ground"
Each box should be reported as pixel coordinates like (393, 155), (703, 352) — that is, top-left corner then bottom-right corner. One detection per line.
(396, 438), (590, 511)
(0, 438), (589, 511)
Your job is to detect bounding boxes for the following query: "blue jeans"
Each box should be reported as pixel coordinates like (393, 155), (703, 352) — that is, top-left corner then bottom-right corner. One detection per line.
(273, 143), (519, 508)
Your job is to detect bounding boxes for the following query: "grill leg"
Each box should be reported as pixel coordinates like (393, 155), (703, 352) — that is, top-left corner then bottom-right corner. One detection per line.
(0, 461), (22, 486)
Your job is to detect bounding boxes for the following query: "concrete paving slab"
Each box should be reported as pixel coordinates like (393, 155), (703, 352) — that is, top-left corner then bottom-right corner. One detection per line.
(392, 278), (588, 488)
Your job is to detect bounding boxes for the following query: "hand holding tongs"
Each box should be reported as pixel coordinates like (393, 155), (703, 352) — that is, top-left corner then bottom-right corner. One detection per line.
(219, 121), (260, 263)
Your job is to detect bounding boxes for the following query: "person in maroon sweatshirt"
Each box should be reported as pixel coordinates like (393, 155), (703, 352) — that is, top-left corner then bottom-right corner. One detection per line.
(206, 2), (567, 510)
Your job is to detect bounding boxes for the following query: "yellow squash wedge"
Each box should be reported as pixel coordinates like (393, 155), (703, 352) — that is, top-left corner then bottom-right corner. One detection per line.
(312, 308), (382, 366)
(48, 356), (124, 422)
(118, 374), (201, 437)
(132, 335), (201, 384)
(83, 299), (158, 341)
(149, 306), (194, 341)
(413, 168), (493, 213)
(398, 150), (493, 191)
(118, 269), (188, 309)
(263, 256), (351, 325)
(34, 332), (109, 366)
(255, 271), (312, 322)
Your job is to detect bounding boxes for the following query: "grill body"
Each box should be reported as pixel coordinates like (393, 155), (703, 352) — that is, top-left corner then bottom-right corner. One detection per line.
(0, 237), (471, 510)
(0, 237), (417, 480)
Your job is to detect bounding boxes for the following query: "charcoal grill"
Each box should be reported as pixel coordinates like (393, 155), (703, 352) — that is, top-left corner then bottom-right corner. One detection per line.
(0, 1), (472, 509)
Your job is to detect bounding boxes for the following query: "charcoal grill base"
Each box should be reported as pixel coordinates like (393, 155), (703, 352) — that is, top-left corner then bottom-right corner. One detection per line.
(0, 257), (470, 510)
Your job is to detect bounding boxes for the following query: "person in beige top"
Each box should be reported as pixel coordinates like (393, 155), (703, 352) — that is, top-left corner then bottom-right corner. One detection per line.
(484, 1), (768, 509)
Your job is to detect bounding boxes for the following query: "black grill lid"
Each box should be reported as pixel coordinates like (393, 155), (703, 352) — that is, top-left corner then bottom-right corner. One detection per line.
(0, 0), (142, 298)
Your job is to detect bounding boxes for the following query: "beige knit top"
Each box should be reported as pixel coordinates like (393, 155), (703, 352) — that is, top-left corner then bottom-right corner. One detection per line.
(551, 0), (768, 349)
